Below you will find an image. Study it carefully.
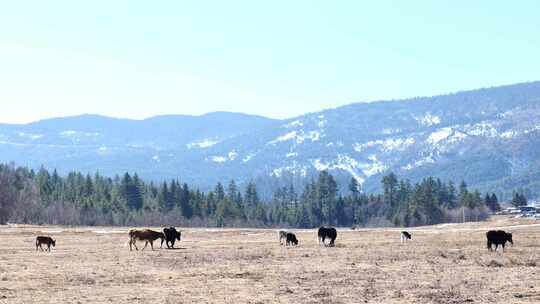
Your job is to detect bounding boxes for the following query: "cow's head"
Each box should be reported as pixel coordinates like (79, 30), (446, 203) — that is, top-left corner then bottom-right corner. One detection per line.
(52, 239), (56, 247)
(507, 233), (513, 246)
(176, 230), (182, 241)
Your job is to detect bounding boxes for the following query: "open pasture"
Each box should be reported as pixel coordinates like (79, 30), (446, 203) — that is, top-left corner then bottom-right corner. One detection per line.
(1, 217), (540, 303)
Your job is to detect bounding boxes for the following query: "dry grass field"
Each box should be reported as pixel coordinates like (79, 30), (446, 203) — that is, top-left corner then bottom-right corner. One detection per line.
(2, 216), (540, 303)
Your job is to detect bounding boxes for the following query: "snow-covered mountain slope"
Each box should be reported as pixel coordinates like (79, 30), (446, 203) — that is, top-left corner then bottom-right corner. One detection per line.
(2, 82), (540, 198)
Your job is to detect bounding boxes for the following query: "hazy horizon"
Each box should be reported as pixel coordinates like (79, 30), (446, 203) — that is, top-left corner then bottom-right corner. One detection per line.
(2, 80), (539, 124)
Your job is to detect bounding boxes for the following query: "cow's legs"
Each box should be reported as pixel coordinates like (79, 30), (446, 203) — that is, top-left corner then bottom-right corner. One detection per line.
(142, 241), (148, 251)
(131, 239), (139, 251)
(150, 240), (154, 250)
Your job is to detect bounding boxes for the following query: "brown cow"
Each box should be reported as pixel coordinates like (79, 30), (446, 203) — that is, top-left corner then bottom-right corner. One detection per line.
(128, 229), (165, 251)
(36, 236), (56, 252)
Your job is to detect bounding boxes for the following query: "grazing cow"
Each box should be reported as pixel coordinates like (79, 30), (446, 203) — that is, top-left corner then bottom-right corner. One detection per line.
(401, 231), (412, 243)
(278, 230), (288, 245)
(128, 229), (165, 251)
(486, 230), (513, 252)
(163, 227), (182, 249)
(318, 227), (337, 247)
(286, 232), (298, 246)
(36, 236), (55, 252)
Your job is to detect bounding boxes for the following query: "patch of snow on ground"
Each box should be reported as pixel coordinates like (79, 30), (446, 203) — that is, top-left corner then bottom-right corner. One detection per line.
(187, 139), (219, 149)
(318, 119), (328, 128)
(228, 151), (238, 161)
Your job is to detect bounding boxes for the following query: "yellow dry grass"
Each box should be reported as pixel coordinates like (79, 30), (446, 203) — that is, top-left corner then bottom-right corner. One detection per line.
(1, 216), (540, 303)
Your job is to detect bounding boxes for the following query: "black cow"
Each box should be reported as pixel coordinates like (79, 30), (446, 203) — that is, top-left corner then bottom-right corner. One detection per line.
(163, 227), (182, 249)
(486, 230), (513, 252)
(401, 231), (412, 243)
(286, 232), (298, 246)
(318, 227), (337, 247)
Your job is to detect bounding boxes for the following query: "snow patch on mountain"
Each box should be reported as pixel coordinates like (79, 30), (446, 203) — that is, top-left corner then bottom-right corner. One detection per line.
(465, 122), (498, 137)
(500, 130), (517, 139)
(210, 156), (227, 163)
(362, 155), (388, 177)
(311, 155), (376, 184)
(286, 152), (298, 158)
(187, 139), (219, 149)
(242, 153), (255, 162)
(401, 153), (436, 170)
(228, 151), (238, 161)
(268, 130), (323, 145)
(381, 128), (401, 135)
(416, 113), (441, 126)
(18, 132), (43, 140)
(60, 130), (99, 137)
(354, 137), (415, 153)
(271, 161), (308, 177)
(96, 146), (110, 155)
(524, 124), (540, 134)
(286, 120), (303, 128)
(427, 128), (452, 144)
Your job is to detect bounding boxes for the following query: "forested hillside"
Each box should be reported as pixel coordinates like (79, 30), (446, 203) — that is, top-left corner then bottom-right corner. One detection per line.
(0, 163), (504, 228)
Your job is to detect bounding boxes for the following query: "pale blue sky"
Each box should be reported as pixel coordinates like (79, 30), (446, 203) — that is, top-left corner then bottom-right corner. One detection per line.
(1, 1), (539, 123)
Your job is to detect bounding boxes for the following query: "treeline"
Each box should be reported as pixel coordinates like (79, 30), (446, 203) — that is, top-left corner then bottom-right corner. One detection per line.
(0, 163), (500, 227)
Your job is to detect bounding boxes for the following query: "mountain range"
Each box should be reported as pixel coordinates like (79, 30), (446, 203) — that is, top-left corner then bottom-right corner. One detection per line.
(2, 81), (540, 200)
